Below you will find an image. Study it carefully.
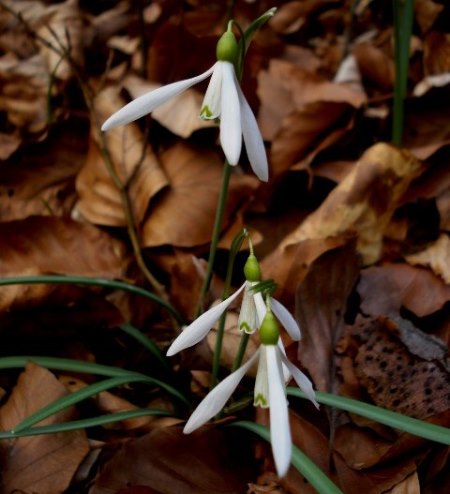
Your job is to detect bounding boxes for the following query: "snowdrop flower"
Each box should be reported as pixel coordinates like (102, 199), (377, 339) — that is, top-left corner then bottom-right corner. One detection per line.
(183, 310), (318, 478)
(166, 254), (300, 356)
(101, 29), (268, 182)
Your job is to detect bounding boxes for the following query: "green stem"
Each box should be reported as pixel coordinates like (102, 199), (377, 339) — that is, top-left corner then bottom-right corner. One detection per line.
(232, 332), (250, 372)
(196, 161), (232, 317)
(211, 228), (248, 388)
(392, 0), (415, 146)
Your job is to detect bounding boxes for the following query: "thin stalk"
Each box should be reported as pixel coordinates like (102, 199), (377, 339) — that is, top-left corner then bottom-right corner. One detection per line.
(211, 228), (248, 388)
(196, 161), (232, 316)
(392, 0), (415, 146)
(232, 332), (250, 372)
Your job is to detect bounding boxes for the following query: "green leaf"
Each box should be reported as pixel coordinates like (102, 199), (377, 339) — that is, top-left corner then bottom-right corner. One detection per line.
(0, 356), (189, 407)
(0, 408), (169, 439)
(241, 7), (277, 53)
(232, 421), (344, 494)
(0, 275), (184, 323)
(288, 388), (450, 445)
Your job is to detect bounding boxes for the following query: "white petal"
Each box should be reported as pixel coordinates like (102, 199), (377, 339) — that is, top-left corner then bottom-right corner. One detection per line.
(166, 282), (246, 356)
(280, 353), (319, 409)
(219, 62), (242, 165)
(277, 339), (292, 382)
(101, 65), (215, 131)
(253, 291), (267, 326)
(200, 62), (222, 119)
(184, 349), (260, 433)
(271, 298), (301, 341)
(238, 282), (258, 334)
(254, 344), (269, 407)
(235, 80), (269, 181)
(266, 345), (292, 477)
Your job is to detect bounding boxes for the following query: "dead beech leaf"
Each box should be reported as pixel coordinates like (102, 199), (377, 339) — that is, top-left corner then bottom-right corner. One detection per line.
(351, 316), (449, 421)
(386, 473), (420, 494)
(0, 363), (89, 494)
(437, 189), (450, 231)
(0, 132), (20, 160)
(90, 426), (254, 494)
(358, 264), (450, 318)
(353, 41), (395, 91)
(295, 243), (360, 392)
(258, 59), (365, 142)
(405, 234), (450, 283)
(0, 52), (49, 134)
(0, 216), (126, 310)
(124, 75), (216, 138)
(142, 142), (257, 247)
(277, 143), (423, 264)
(0, 119), (88, 221)
(75, 86), (168, 226)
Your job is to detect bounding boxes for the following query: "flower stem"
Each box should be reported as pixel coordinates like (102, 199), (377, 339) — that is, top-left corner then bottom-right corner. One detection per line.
(211, 228), (248, 388)
(232, 332), (250, 372)
(196, 161), (232, 317)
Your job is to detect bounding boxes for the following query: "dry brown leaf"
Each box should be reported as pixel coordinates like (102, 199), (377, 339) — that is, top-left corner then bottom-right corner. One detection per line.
(353, 41), (395, 91)
(0, 363), (89, 494)
(386, 473), (420, 494)
(89, 426), (255, 494)
(142, 142), (257, 247)
(437, 189), (450, 231)
(295, 243), (360, 391)
(258, 59), (365, 142)
(277, 143), (423, 264)
(0, 119), (88, 221)
(124, 75), (216, 138)
(75, 86), (168, 226)
(0, 52), (49, 134)
(0, 132), (21, 160)
(405, 234), (450, 283)
(423, 32), (450, 76)
(358, 264), (450, 318)
(0, 216), (126, 309)
(37, 0), (84, 80)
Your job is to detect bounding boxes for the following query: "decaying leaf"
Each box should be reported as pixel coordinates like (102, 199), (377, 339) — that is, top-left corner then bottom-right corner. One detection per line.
(142, 142), (257, 247)
(405, 234), (450, 284)
(276, 143), (424, 264)
(89, 426), (255, 494)
(75, 86), (169, 226)
(0, 363), (89, 494)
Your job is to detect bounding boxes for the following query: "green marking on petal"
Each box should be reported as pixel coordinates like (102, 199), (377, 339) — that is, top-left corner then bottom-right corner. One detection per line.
(200, 105), (213, 119)
(254, 393), (268, 407)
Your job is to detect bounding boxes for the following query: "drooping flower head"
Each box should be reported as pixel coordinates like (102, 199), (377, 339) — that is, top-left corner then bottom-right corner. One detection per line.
(101, 26), (268, 181)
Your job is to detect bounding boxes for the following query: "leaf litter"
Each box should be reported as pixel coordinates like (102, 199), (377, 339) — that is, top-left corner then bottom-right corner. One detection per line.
(0, 1), (448, 493)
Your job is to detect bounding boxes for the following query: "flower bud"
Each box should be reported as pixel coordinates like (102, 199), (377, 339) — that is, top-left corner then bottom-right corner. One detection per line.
(260, 311), (280, 345)
(216, 31), (239, 63)
(244, 254), (261, 282)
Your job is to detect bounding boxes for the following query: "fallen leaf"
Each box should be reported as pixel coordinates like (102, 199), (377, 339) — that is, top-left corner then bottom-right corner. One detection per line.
(386, 473), (420, 494)
(0, 216), (126, 310)
(276, 143), (423, 264)
(141, 142), (257, 247)
(295, 243), (360, 391)
(0, 363), (89, 494)
(357, 264), (450, 318)
(89, 425), (255, 494)
(405, 234), (450, 283)
(75, 86), (169, 226)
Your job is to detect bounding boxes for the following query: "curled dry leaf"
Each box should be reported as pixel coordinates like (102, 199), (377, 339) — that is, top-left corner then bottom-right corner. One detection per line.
(405, 234), (450, 283)
(89, 426), (255, 494)
(75, 86), (169, 226)
(142, 142), (258, 247)
(277, 143), (424, 264)
(0, 363), (89, 494)
(0, 216), (126, 310)
(358, 264), (450, 318)
(124, 75), (216, 138)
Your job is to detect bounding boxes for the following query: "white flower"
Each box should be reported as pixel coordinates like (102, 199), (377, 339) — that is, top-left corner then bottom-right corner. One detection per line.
(101, 61), (268, 182)
(183, 341), (318, 477)
(166, 281), (301, 356)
